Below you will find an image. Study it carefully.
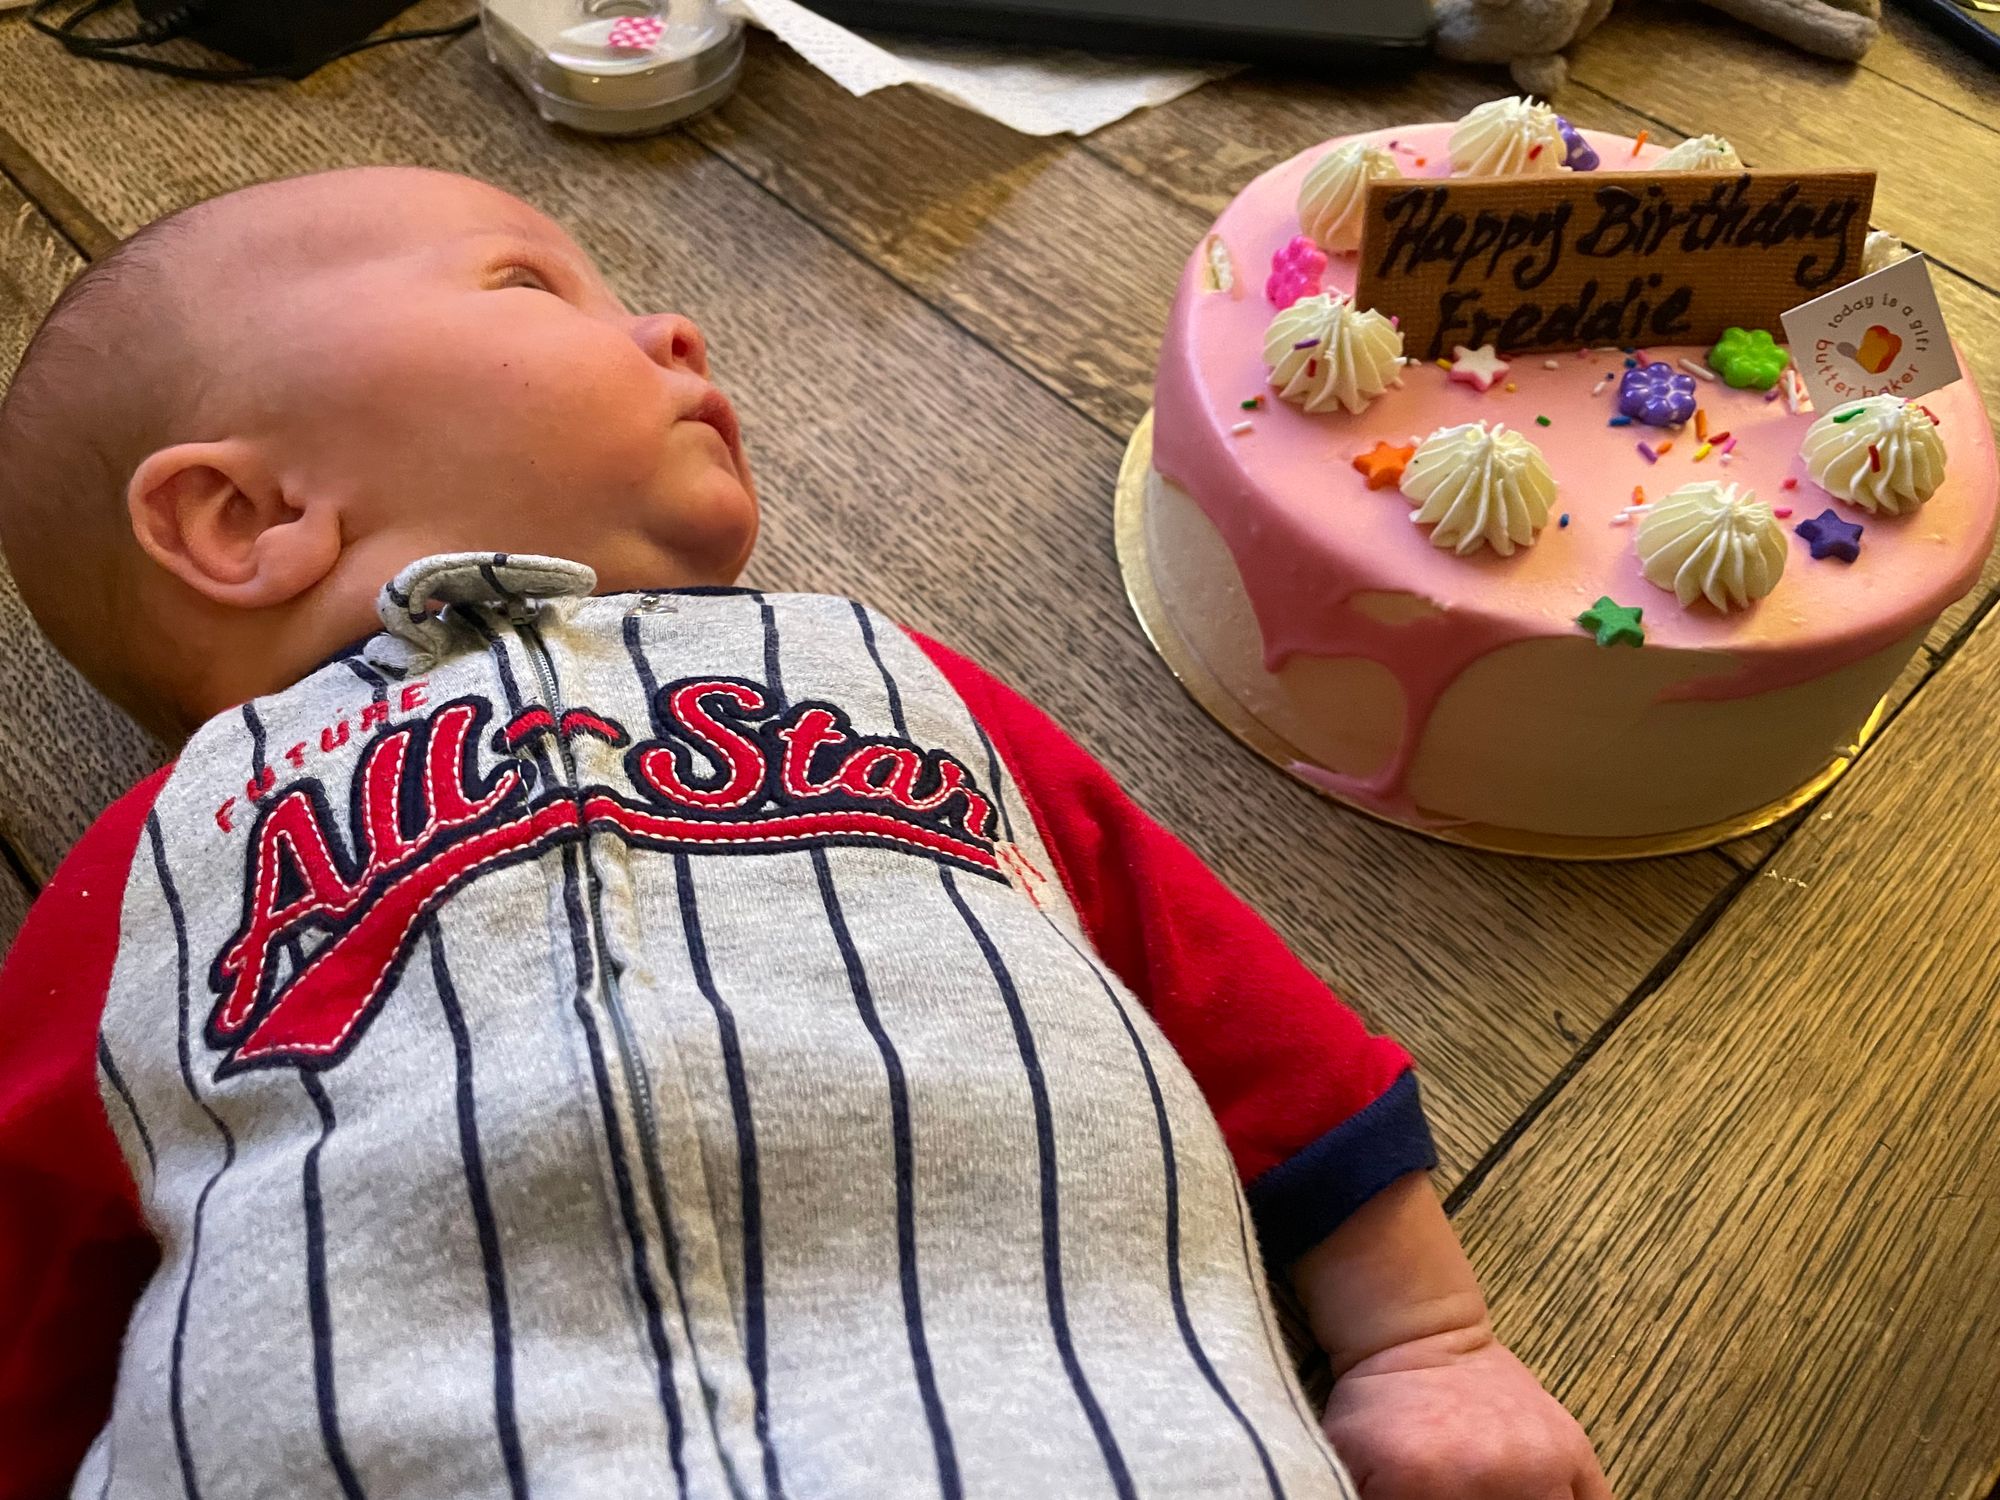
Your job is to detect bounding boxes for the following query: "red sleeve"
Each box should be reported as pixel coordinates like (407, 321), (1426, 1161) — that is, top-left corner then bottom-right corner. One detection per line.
(0, 768), (170, 1500)
(910, 633), (1435, 1264)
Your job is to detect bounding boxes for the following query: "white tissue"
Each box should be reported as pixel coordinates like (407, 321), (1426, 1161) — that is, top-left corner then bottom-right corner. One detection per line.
(720, 0), (1228, 136)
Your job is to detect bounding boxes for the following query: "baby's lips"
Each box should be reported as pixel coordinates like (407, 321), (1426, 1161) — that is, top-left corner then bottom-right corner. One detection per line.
(688, 388), (743, 454)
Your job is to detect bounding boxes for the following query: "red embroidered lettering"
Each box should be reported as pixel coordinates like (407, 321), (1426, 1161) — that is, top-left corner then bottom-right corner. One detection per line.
(213, 789), (358, 1034)
(777, 707), (846, 797)
(247, 765), (275, 801)
(638, 682), (767, 811)
(833, 744), (923, 801)
(209, 681), (1009, 1076)
(210, 698), (524, 1060)
(400, 681), (429, 713)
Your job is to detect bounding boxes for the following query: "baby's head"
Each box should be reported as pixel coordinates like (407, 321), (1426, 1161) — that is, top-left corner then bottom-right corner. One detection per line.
(0, 167), (758, 740)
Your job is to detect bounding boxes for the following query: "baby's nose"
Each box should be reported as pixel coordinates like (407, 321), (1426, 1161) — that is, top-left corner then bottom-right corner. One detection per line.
(631, 314), (708, 377)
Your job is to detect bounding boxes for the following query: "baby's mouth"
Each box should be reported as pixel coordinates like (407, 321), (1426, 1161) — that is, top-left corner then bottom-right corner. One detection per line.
(689, 389), (742, 457)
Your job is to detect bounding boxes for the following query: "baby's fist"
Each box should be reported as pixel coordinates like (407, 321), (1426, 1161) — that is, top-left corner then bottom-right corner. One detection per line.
(1322, 1328), (1610, 1499)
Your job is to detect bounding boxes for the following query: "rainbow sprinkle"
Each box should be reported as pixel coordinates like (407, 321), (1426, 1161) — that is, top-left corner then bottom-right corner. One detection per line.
(1293, 337), (1321, 349)
(1591, 376), (1612, 397)
(1231, 420), (1253, 436)
(1632, 129), (1650, 154)
(1608, 415), (1633, 427)
(1536, 414), (1551, 426)
(1680, 358), (1718, 383)
(1775, 506), (1793, 518)
(1695, 409), (1709, 442)
(1559, 513), (1571, 527)
(1781, 476), (1799, 490)
(1639, 441), (1659, 462)
(1694, 442), (1713, 461)
(1241, 395), (1263, 410)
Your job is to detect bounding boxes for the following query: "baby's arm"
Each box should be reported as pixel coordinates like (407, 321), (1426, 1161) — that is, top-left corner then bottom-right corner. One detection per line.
(0, 772), (167, 1500)
(908, 631), (1608, 1499)
(1296, 1174), (1611, 1499)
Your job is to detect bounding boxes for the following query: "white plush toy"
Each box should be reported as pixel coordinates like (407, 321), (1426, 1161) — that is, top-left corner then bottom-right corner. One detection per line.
(1433, 0), (1881, 94)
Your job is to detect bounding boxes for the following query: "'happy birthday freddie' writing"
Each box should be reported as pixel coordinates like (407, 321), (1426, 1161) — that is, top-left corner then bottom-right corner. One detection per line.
(1352, 169), (1875, 363)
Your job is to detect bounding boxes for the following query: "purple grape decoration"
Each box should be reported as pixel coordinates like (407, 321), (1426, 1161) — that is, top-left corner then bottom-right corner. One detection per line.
(1617, 361), (1697, 428)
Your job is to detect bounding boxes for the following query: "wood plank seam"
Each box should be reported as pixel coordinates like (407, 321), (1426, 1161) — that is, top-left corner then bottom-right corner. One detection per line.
(1929, 572), (2000, 664)
(1441, 860), (1755, 1215)
(692, 139), (1132, 449)
(0, 818), (40, 898)
(0, 118), (115, 260)
(1856, 55), (1998, 146)
(0, 126), (94, 905)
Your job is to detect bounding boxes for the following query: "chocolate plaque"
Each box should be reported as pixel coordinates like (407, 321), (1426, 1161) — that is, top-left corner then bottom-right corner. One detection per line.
(1353, 168), (1875, 363)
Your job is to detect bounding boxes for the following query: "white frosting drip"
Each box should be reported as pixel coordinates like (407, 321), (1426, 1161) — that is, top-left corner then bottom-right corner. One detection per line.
(1862, 229), (1913, 276)
(1298, 141), (1401, 254)
(1399, 422), (1556, 556)
(1448, 97), (1569, 177)
(1801, 395), (1947, 515)
(1263, 293), (1405, 416)
(1636, 482), (1787, 612)
(1651, 134), (1743, 171)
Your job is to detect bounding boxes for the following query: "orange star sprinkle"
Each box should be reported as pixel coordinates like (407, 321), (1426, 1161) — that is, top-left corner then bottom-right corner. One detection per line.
(1352, 440), (1417, 490)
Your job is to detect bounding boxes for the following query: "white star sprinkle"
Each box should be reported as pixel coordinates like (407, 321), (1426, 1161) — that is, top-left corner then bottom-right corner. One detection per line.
(1447, 343), (1510, 393)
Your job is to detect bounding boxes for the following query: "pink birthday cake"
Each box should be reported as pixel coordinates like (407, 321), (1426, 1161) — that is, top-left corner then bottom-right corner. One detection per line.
(1146, 100), (1998, 843)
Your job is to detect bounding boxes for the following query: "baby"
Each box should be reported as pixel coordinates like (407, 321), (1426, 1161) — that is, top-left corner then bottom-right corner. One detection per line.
(0, 168), (1608, 1500)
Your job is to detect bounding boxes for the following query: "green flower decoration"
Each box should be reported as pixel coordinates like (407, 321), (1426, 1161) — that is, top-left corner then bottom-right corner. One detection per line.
(1707, 326), (1790, 391)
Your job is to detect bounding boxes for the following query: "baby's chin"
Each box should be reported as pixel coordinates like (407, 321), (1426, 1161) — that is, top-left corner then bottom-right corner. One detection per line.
(640, 452), (760, 584)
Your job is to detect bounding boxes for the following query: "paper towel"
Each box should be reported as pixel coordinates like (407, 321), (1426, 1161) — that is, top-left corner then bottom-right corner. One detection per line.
(720, 0), (1229, 136)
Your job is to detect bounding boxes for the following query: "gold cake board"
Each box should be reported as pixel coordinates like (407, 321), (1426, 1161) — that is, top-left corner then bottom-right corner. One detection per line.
(1113, 410), (1884, 862)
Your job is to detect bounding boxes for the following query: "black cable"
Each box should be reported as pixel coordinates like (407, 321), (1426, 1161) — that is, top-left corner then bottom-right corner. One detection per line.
(27, 0), (478, 83)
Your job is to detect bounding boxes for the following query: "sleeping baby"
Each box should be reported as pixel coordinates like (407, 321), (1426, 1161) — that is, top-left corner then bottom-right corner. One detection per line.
(0, 166), (1609, 1500)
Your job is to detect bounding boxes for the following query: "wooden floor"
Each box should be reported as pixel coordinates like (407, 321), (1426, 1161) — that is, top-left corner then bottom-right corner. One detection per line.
(1, 6), (1997, 1496)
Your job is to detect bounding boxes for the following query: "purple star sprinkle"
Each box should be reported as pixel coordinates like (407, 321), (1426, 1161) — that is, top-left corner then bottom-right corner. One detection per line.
(1796, 508), (1863, 562)
(1554, 116), (1599, 171)
(1618, 361), (1697, 428)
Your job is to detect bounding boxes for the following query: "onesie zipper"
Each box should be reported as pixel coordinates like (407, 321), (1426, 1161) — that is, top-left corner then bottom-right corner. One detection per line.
(509, 610), (753, 1500)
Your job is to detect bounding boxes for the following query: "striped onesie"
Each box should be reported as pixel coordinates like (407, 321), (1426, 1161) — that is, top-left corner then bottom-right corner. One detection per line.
(0, 553), (1434, 1500)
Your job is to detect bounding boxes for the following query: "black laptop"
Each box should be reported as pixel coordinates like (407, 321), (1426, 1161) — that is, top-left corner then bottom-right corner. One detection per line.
(800, 0), (1435, 64)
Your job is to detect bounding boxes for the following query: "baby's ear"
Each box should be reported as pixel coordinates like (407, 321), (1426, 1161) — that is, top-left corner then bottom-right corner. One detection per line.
(128, 440), (340, 610)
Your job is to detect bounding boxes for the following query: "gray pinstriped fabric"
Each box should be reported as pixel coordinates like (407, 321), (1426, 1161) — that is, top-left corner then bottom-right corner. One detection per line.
(81, 555), (1356, 1500)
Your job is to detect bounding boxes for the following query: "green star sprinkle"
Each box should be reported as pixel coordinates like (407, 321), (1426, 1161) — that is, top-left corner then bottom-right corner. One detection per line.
(1707, 326), (1790, 391)
(1577, 595), (1645, 648)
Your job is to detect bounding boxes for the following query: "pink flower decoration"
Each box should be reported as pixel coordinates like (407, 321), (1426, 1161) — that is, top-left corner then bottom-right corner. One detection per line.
(607, 14), (666, 51)
(1266, 235), (1327, 309)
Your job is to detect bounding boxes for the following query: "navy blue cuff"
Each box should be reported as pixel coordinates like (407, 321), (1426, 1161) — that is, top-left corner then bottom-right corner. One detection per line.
(1244, 1070), (1438, 1267)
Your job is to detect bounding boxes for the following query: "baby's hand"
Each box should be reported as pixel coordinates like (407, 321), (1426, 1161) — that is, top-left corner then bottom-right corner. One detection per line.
(1322, 1325), (1611, 1499)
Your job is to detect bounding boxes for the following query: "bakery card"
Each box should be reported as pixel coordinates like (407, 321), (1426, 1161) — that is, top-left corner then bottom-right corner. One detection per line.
(1780, 252), (1961, 409)
(1353, 168), (1875, 362)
